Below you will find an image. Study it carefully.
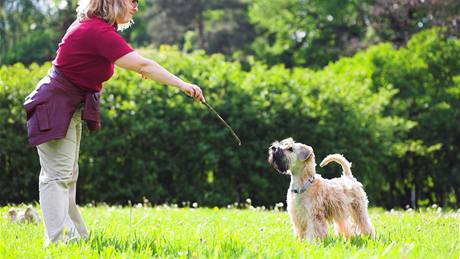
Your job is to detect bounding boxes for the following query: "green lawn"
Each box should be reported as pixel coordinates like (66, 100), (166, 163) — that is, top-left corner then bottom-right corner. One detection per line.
(0, 205), (458, 258)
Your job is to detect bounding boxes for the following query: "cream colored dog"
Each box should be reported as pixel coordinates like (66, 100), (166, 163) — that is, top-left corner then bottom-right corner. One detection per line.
(268, 138), (375, 242)
(8, 206), (41, 225)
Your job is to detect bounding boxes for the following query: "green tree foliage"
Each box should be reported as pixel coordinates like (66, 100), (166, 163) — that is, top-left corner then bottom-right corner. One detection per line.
(136, 0), (254, 57)
(2, 0), (458, 69)
(1, 29), (458, 208)
(0, 0), (77, 65)
(0, 63), (47, 203)
(369, 0), (460, 46)
(248, 0), (372, 68)
(368, 28), (460, 207)
(247, 0), (460, 68)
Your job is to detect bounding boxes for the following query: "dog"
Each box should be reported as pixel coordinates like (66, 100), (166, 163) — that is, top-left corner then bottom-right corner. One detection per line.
(7, 206), (41, 225)
(268, 138), (375, 242)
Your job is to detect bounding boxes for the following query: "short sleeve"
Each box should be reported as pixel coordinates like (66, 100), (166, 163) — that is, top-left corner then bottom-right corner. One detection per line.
(95, 29), (134, 63)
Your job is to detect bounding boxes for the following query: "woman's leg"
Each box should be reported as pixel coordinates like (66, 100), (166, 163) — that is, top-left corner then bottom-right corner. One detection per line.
(67, 119), (88, 239)
(37, 109), (86, 245)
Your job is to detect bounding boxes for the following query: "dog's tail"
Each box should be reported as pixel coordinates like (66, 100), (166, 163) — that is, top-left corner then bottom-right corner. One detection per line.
(319, 154), (352, 177)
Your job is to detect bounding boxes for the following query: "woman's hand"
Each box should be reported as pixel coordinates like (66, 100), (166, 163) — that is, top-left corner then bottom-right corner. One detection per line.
(179, 82), (206, 103)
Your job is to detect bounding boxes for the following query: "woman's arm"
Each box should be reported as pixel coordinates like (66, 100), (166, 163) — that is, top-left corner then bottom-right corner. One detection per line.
(115, 51), (205, 102)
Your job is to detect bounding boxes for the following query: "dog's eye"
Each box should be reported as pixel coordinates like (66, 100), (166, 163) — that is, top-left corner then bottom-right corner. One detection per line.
(287, 147), (293, 152)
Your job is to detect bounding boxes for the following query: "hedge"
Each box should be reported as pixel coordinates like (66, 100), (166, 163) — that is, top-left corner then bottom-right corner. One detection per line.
(1, 28), (458, 208)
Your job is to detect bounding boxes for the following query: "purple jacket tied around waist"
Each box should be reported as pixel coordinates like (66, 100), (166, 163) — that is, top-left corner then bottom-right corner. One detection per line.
(24, 66), (101, 146)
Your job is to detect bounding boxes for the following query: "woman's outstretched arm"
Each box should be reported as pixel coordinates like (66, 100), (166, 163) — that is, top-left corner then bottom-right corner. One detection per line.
(115, 51), (205, 102)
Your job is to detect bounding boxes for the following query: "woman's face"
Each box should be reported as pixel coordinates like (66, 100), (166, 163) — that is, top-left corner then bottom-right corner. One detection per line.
(116, 0), (138, 24)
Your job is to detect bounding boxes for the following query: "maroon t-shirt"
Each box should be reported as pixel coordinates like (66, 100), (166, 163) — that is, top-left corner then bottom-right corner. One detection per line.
(53, 17), (133, 92)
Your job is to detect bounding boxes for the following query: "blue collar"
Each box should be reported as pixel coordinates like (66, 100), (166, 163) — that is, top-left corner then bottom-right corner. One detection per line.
(291, 175), (315, 194)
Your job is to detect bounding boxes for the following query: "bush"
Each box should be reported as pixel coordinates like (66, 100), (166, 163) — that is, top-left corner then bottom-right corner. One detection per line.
(1, 28), (458, 208)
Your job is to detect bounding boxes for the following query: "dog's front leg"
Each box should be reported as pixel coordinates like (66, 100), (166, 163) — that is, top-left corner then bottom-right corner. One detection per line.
(306, 215), (328, 242)
(293, 223), (307, 240)
(289, 212), (307, 240)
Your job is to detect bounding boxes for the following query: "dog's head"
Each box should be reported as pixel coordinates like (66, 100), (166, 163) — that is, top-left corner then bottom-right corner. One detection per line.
(268, 138), (314, 175)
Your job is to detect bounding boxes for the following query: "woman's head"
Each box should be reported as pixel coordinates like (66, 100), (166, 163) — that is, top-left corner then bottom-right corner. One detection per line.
(76, 0), (138, 30)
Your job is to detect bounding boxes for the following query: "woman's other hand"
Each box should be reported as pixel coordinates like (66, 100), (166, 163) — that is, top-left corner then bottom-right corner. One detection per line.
(179, 82), (206, 103)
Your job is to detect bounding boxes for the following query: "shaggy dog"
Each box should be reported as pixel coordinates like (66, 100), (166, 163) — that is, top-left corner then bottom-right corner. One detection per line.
(268, 138), (375, 242)
(8, 206), (41, 225)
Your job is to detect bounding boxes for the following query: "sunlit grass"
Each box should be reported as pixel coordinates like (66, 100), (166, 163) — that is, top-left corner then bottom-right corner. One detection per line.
(0, 204), (458, 258)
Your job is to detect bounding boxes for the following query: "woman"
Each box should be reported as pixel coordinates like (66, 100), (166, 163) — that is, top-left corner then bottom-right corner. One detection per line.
(24, 0), (205, 246)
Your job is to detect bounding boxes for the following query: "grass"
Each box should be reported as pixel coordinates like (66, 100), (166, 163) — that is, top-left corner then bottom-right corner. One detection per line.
(0, 204), (458, 258)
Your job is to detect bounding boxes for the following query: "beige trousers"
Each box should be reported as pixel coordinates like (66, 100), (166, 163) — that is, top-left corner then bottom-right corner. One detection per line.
(37, 109), (88, 246)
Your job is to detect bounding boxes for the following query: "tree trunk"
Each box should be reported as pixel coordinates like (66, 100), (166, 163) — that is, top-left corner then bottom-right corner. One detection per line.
(195, 12), (206, 49)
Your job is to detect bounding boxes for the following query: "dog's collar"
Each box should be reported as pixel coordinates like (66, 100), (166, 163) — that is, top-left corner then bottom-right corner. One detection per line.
(290, 175), (315, 194)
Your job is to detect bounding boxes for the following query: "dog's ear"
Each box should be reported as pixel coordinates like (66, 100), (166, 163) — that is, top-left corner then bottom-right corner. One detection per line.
(296, 144), (313, 161)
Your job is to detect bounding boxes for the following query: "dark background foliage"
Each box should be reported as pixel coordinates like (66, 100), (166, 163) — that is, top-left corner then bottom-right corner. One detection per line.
(2, 0), (458, 67)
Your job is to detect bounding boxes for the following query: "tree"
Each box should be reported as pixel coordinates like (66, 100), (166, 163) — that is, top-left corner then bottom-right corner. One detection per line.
(0, 0), (78, 65)
(369, 0), (460, 47)
(247, 0), (460, 68)
(248, 0), (373, 68)
(138, 0), (254, 56)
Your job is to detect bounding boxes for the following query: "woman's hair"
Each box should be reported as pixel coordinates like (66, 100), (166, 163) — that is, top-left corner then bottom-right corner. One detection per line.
(76, 0), (134, 31)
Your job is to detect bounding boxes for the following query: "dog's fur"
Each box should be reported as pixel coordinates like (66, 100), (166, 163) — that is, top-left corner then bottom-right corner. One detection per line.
(8, 206), (41, 225)
(268, 138), (375, 242)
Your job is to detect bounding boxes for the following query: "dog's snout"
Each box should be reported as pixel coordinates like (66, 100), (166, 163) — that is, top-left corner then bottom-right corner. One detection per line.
(270, 146), (277, 151)
(274, 148), (284, 157)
